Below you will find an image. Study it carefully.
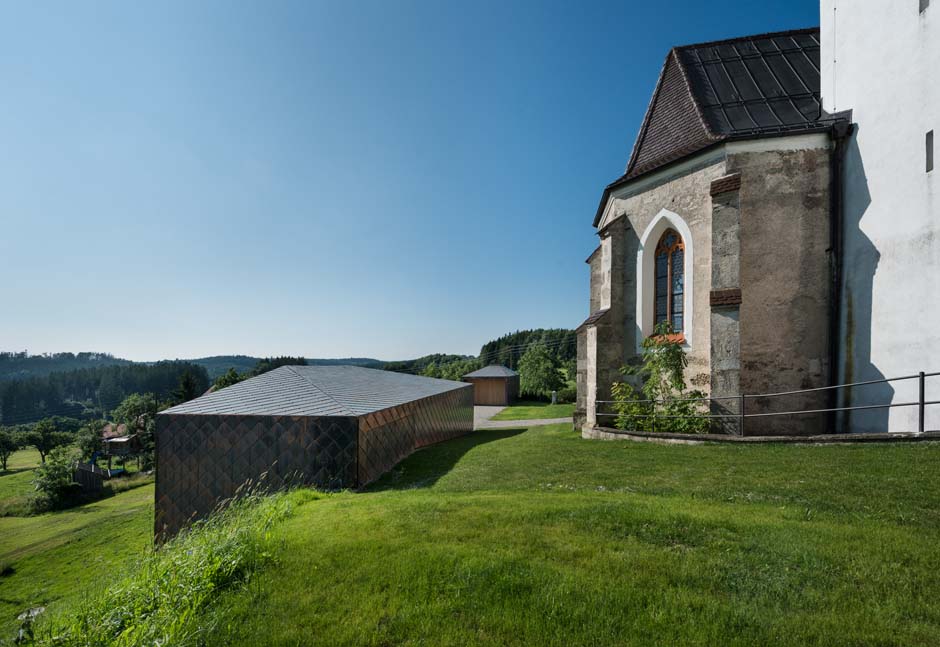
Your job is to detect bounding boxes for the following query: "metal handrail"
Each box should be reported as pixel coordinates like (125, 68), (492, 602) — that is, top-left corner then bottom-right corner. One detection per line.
(742, 400), (940, 418)
(592, 370), (937, 435)
(743, 371), (940, 399)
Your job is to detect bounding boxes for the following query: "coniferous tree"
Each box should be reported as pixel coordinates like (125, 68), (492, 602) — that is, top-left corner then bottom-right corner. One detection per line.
(173, 371), (200, 403)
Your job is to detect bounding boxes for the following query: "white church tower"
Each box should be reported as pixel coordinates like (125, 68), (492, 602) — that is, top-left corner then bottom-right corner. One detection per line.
(821, 0), (939, 431)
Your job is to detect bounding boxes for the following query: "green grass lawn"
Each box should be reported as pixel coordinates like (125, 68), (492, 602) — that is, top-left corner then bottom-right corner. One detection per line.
(0, 448), (42, 516)
(0, 484), (154, 637)
(0, 445), (154, 638)
(490, 400), (575, 420)
(198, 424), (940, 647)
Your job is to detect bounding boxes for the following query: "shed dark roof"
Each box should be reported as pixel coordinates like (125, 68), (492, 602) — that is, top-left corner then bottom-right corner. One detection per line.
(594, 27), (842, 226)
(160, 365), (469, 417)
(462, 365), (519, 379)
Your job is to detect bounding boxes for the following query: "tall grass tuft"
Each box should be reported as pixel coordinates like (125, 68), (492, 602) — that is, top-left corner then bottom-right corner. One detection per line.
(24, 486), (310, 647)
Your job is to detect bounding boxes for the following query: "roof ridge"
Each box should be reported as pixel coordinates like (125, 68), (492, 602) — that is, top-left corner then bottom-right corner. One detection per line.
(674, 26), (819, 52)
(620, 48), (719, 204)
(284, 365), (355, 416)
(670, 47), (722, 142)
(624, 50), (671, 176)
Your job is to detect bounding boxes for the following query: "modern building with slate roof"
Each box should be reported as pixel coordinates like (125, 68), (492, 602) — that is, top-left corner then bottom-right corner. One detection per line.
(155, 365), (472, 537)
(579, 27), (852, 436)
(462, 365), (520, 406)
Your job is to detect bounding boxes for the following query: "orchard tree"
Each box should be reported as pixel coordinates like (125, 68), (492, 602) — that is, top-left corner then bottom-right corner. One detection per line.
(0, 426), (20, 471)
(24, 418), (73, 464)
(518, 345), (564, 398)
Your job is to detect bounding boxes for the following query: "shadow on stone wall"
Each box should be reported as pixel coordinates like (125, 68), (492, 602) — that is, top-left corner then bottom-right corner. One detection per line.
(840, 129), (894, 432)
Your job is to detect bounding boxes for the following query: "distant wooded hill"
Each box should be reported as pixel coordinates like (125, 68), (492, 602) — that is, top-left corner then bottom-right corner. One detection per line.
(0, 361), (209, 425)
(0, 353), (384, 382)
(0, 352), (132, 381)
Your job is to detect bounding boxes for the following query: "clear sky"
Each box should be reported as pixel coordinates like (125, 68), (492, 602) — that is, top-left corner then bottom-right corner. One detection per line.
(0, 0), (818, 362)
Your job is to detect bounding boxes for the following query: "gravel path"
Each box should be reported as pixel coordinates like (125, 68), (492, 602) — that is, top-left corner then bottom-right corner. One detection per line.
(473, 406), (572, 430)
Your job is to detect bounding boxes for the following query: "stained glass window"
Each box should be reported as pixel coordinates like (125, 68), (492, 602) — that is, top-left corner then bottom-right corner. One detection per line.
(653, 229), (685, 334)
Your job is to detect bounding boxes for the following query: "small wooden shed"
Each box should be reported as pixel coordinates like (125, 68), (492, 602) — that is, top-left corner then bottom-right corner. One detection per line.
(462, 365), (520, 406)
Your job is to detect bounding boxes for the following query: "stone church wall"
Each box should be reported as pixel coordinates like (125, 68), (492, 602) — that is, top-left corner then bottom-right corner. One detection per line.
(581, 136), (836, 435)
(727, 141), (833, 435)
(579, 159), (726, 429)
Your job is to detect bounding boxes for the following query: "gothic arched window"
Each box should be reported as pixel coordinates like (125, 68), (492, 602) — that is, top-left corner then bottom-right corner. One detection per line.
(654, 228), (685, 333)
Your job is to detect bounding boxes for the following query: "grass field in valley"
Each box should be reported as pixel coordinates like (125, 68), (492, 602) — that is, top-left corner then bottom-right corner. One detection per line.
(489, 400), (575, 420)
(200, 424), (940, 647)
(0, 449), (43, 516)
(0, 449), (154, 638)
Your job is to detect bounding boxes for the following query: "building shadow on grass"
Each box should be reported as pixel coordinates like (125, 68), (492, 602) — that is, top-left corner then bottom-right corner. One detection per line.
(365, 428), (529, 492)
(0, 467), (32, 478)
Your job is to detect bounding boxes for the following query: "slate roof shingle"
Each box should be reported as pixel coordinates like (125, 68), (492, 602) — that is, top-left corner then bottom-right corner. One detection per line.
(160, 365), (470, 417)
(595, 27), (843, 226)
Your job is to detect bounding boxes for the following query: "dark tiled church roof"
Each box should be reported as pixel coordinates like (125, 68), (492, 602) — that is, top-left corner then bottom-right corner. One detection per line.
(594, 27), (841, 226)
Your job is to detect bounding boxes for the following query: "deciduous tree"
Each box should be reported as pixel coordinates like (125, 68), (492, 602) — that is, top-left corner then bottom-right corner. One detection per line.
(213, 368), (245, 390)
(25, 418), (73, 464)
(75, 420), (106, 462)
(518, 345), (564, 398)
(0, 426), (20, 471)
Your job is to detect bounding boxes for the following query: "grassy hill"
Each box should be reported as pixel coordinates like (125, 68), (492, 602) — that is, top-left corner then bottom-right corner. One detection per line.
(0, 449), (153, 637)
(8, 425), (940, 645)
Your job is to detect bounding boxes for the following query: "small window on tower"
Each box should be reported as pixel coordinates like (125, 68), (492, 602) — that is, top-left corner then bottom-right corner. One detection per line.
(928, 131), (935, 173)
(922, 0), (930, 13)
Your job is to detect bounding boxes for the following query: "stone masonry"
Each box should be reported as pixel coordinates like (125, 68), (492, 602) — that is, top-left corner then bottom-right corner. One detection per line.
(579, 137), (834, 436)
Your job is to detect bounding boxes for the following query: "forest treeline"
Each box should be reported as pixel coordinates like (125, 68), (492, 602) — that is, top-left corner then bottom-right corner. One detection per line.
(377, 329), (577, 385)
(0, 352), (131, 381)
(0, 362), (209, 425)
(478, 329), (576, 370)
(0, 352), (384, 382)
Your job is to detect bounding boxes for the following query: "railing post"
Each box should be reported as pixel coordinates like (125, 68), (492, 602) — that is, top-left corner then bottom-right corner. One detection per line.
(739, 394), (745, 437)
(651, 400), (656, 434)
(919, 371), (926, 434)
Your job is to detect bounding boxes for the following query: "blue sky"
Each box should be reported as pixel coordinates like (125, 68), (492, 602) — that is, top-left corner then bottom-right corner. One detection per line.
(0, 0), (818, 361)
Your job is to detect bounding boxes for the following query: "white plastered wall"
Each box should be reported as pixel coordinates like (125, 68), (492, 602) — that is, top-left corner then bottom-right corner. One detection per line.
(822, 0), (940, 431)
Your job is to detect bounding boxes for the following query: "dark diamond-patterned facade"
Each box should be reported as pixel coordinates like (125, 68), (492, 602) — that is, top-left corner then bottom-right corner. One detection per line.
(155, 385), (472, 539)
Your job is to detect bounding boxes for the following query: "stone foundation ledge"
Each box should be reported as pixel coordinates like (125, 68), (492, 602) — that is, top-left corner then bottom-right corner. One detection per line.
(584, 426), (940, 445)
